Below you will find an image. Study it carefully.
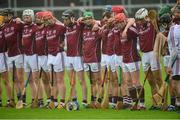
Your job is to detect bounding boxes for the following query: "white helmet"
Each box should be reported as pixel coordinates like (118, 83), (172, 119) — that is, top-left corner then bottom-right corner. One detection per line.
(135, 8), (148, 19)
(22, 9), (34, 20)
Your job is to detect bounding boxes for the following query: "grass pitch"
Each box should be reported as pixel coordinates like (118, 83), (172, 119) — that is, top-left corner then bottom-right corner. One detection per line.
(0, 68), (180, 119)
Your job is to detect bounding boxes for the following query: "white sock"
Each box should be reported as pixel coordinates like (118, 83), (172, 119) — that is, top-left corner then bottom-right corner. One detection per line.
(139, 102), (145, 107)
(176, 101), (180, 106)
(54, 102), (58, 107)
(47, 99), (51, 103)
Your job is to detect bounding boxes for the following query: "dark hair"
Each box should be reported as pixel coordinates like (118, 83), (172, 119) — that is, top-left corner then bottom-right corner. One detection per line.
(2, 8), (14, 16)
(102, 11), (111, 19)
(159, 13), (171, 24)
(62, 10), (75, 18)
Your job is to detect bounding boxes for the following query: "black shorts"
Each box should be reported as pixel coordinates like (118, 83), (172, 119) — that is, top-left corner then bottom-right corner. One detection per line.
(172, 75), (180, 81)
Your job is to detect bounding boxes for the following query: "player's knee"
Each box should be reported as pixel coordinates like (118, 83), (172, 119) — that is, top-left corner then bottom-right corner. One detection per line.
(112, 78), (118, 87)
(154, 75), (162, 82)
(79, 79), (86, 86)
(19, 78), (24, 83)
(121, 78), (126, 85)
(126, 80), (132, 87)
(96, 79), (101, 86)
(92, 81), (96, 86)
(42, 79), (49, 85)
(70, 80), (76, 87)
(169, 81), (172, 88)
(174, 83), (180, 95)
(57, 79), (64, 85)
(96, 76), (101, 85)
(29, 79), (34, 84)
(91, 78), (96, 86)
(42, 75), (49, 84)
(17, 71), (24, 78)
(133, 80), (141, 87)
(42, 74), (47, 80)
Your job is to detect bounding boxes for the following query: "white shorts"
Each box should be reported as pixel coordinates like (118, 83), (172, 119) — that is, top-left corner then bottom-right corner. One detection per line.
(122, 61), (141, 73)
(24, 54), (39, 72)
(0, 53), (8, 73)
(115, 55), (123, 67)
(65, 56), (84, 72)
(142, 51), (160, 71)
(47, 52), (65, 72)
(38, 55), (49, 72)
(172, 57), (180, 76)
(84, 63), (100, 72)
(101, 54), (116, 72)
(7, 54), (24, 69)
(163, 55), (170, 67)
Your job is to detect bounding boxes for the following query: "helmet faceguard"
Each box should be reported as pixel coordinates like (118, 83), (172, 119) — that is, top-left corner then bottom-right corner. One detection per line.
(135, 8), (148, 20)
(22, 9), (34, 22)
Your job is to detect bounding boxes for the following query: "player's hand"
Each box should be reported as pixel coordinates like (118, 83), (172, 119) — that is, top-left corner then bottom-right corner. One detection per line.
(15, 17), (22, 24)
(70, 17), (75, 23)
(92, 26), (99, 31)
(98, 24), (106, 33)
(167, 67), (172, 75)
(107, 18), (114, 24)
(92, 22), (99, 32)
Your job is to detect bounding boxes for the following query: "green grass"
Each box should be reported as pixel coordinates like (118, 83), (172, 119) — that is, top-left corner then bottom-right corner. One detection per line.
(0, 108), (179, 119)
(0, 68), (180, 119)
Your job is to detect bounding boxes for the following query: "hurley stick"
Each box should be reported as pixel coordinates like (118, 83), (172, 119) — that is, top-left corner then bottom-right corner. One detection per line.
(131, 67), (151, 110)
(16, 70), (32, 109)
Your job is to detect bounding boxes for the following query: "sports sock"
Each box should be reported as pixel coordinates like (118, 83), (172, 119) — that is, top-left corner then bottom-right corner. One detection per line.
(23, 94), (26, 103)
(53, 99), (58, 107)
(127, 96), (133, 105)
(50, 96), (54, 101)
(123, 96), (131, 104)
(176, 98), (180, 106)
(54, 99), (57, 102)
(117, 96), (123, 102)
(82, 99), (87, 103)
(60, 99), (65, 103)
(94, 97), (97, 101)
(112, 96), (118, 104)
(171, 97), (176, 106)
(128, 87), (137, 102)
(7, 100), (10, 104)
(176, 99), (180, 112)
(0, 100), (2, 107)
(109, 95), (112, 103)
(136, 86), (145, 104)
(72, 98), (77, 102)
(47, 98), (51, 103)
(38, 99), (44, 106)
(91, 95), (96, 102)
(38, 98), (43, 102)
(17, 93), (21, 100)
